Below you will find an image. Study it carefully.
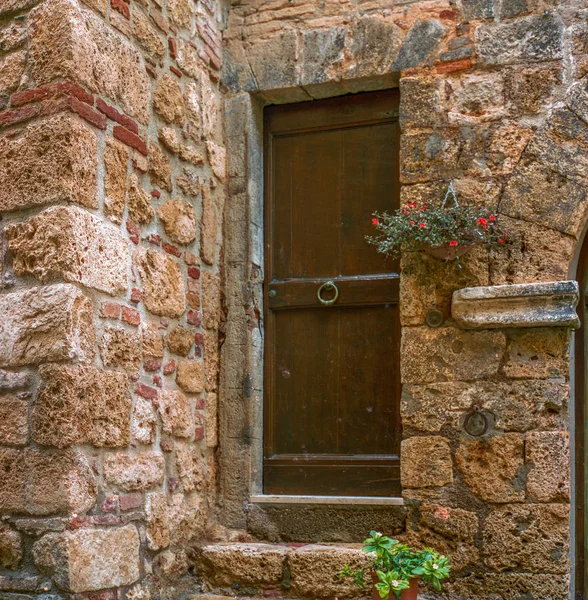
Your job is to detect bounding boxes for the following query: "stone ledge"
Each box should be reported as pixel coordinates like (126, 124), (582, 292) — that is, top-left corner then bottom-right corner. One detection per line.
(452, 280), (580, 330)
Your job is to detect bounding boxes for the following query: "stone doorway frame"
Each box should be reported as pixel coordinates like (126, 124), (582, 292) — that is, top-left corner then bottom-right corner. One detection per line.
(220, 74), (401, 529)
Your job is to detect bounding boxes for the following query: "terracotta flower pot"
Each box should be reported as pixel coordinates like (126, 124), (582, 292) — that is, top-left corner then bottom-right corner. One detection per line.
(421, 242), (475, 261)
(370, 573), (419, 600)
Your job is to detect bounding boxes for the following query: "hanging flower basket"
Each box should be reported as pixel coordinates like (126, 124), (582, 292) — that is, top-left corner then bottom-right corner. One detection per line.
(367, 181), (509, 263)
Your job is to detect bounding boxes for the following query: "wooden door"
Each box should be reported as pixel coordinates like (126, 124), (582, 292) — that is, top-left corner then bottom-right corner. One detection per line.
(263, 90), (401, 497)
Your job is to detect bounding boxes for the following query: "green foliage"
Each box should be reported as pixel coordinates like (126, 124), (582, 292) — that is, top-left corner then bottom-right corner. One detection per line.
(338, 531), (452, 600)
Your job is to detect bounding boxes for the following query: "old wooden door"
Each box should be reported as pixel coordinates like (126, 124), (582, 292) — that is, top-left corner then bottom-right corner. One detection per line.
(263, 90), (401, 497)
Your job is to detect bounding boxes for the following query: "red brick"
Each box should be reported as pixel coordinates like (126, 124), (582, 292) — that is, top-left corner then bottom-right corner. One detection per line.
(10, 82), (93, 108)
(148, 234), (162, 246)
(152, 375), (162, 388)
(96, 98), (139, 134)
(146, 64), (158, 79)
(203, 44), (221, 70)
(101, 496), (119, 513)
(119, 493), (143, 511)
(113, 125), (147, 155)
(194, 333), (204, 345)
(135, 383), (158, 400)
(144, 359), (162, 372)
(70, 95), (107, 130)
(162, 242), (181, 257)
(439, 9), (457, 19)
(168, 38), (177, 59)
(126, 220), (141, 237)
(151, 10), (168, 34)
(130, 288), (142, 304)
(0, 104), (40, 128)
(188, 267), (200, 280)
(163, 360), (176, 375)
(111, 0), (130, 19)
(130, 234), (139, 245)
(151, 189), (161, 198)
(187, 311), (201, 326)
(122, 306), (141, 326)
(195, 397), (205, 410)
(194, 426), (204, 441)
(100, 301), (121, 319)
(170, 65), (182, 78)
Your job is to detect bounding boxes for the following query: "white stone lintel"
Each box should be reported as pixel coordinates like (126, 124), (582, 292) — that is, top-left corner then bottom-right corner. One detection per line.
(452, 280), (580, 330)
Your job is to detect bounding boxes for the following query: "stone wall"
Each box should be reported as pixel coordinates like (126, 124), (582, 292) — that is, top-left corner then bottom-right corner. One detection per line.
(221, 0), (588, 598)
(0, 0), (226, 597)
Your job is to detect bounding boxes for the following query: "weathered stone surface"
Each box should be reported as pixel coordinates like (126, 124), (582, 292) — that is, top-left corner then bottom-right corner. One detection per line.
(247, 32), (297, 90)
(399, 77), (446, 130)
(206, 141), (226, 182)
(167, 325), (194, 357)
(0, 523), (22, 569)
(146, 492), (170, 551)
(33, 525), (139, 592)
(0, 448), (96, 515)
(0, 395), (28, 446)
(141, 322), (164, 358)
(131, 397), (156, 444)
(103, 451), (165, 491)
(29, 0), (150, 123)
(401, 327), (505, 383)
(507, 64), (561, 114)
(157, 390), (192, 438)
(33, 364), (130, 448)
(128, 173), (155, 225)
(206, 392), (218, 448)
(447, 72), (506, 123)
(149, 142), (173, 192)
(0, 22), (26, 52)
(158, 199), (197, 245)
(201, 185), (218, 265)
(452, 280), (580, 330)
(500, 159), (588, 238)
(154, 74), (185, 125)
(301, 27), (346, 85)
(6, 206), (129, 296)
(202, 272), (221, 330)
(167, 0), (194, 29)
(0, 370), (29, 392)
(401, 436), (453, 488)
(456, 434), (525, 503)
(175, 442), (203, 492)
(0, 50), (25, 94)
(503, 328), (569, 379)
(460, 0), (493, 21)
(391, 20), (446, 71)
(526, 431), (569, 502)
(132, 8), (165, 58)
(198, 543), (287, 586)
(104, 138), (128, 224)
(135, 248), (185, 318)
(0, 284), (95, 368)
(99, 326), (141, 371)
(483, 504), (569, 573)
(0, 115), (97, 212)
(176, 360), (204, 394)
(475, 14), (563, 65)
(204, 330), (219, 392)
(0, 0), (39, 15)
(289, 545), (370, 598)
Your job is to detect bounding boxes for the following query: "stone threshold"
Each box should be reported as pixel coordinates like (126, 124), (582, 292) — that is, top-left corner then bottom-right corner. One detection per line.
(452, 279), (580, 330)
(250, 494), (404, 506)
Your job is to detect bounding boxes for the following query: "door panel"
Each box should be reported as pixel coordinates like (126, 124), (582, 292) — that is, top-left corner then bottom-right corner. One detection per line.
(264, 90), (401, 497)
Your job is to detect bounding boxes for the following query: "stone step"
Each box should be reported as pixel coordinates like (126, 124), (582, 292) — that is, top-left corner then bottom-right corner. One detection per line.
(193, 542), (370, 599)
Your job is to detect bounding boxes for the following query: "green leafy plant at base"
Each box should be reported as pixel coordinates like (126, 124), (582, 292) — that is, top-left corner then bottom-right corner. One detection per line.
(367, 180), (509, 263)
(338, 531), (451, 599)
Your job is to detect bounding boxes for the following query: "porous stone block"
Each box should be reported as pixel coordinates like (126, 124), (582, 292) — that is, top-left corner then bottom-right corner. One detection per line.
(103, 138), (129, 224)
(400, 327), (505, 383)
(158, 199), (197, 245)
(32, 364), (130, 448)
(153, 73), (185, 125)
(201, 185), (218, 265)
(146, 492), (170, 551)
(132, 8), (165, 58)
(103, 451), (165, 491)
(0, 284), (95, 368)
(456, 434), (525, 503)
(29, 0), (149, 123)
(401, 436), (453, 488)
(167, 325), (194, 357)
(301, 27), (346, 86)
(141, 322), (164, 358)
(128, 173), (155, 224)
(0, 523), (22, 569)
(452, 280), (580, 330)
(198, 543), (287, 586)
(131, 397), (156, 444)
(526, 431), (569, 502)
(6, 206), (129, 296)
(0, 115), (97, 212)
(99, 326), (142, 371)
(33, 525), (139, 592)
(0, 0), (40, 15)
(475, 14), (563, 65)
(0, 395), (28, 446)
(175, 442), (203, 492)
(0, 448), (96, 515)
(157, 390), (193, 438)
(399, 77), (446, 130)
(483, 504), (569, 573)
(0, 50), (26, 94)
(202, 272), (221, 330)
(176, 360), (204, 394)
(135, 248), (185, 318)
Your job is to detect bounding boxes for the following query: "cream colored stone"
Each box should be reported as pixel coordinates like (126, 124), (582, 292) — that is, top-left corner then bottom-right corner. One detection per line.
(0, 115), (97, 212)
(131, 397), (157, 445)
(176, 360), (204, 394)
(141, 322), (164, 358)
(158, 199), (197, 245)
(128, 173), (155, 225)
(104, 138), (128, 224)
(158, 390), (193, 438)
(179, 144), (205, 165)
(146, 492), (170, 551)
(103, 451), (165, 491)
(132, 8), (165, 57)
(175, 442), (203, 492)
(167, 0), (194, 29)
(149, 142), (173, 192)
(159, 127), (180, 154)
(206, 141), (226, 181)
(33, 525), (139, 592)
(6, 206), (129, 296)
(100, 326), (141, 371)
(201, 185), (218, 265)
(153, 73), (185, 125)
(0, 284), (95, 368)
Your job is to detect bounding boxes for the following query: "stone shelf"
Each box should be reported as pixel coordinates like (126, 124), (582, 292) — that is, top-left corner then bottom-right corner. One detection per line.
(452, 280), (580, 330)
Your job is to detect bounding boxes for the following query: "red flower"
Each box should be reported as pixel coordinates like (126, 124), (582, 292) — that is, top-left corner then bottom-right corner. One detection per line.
(498, 238), (504, 243)
(419, 222), (427, 228)
(477, 217), (488, 229)
(372, 218), (379, 226)
(410, 221), (415, 226)
(421, 205), (427, 211)
(449, 240), (458, 247)
(489, 215), (496, 222)
(403, 209), (410, 215)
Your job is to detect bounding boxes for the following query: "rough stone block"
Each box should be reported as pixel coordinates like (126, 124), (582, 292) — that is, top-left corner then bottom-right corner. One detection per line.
(201, 185), (218, 265)
(146, 492), (170, 551)
(0, 115), (97, 212)
(526, 431), (569, 502)
(456, 434), (525, 503)
(0, 448), (96, 515)
(29, 0), (150, 123)
(401, 327), (505, 383)
(301, 27), (346, 85)
(0, 523), (22, 569)
(131, 397), (156, 444)
(33, 525), (139, 592)
(452, 280), (580, 330)
(483, 504), (569, 573)
(176, 360), (204, 394)
(248, 32), (298, 90)
(0, 395), (28, 446)
(0, 284), (95, 368)
(103, 451), (165, 491)
(167, 325), (194, 357)
(33, 364), (130, 448)
(6, 206), (129, 296)
(103, 138), (129, 224)
(198, 543), (287, 586)
(128, 173), (155, 224)
(202, 272), (221, 330)
(175, 442), (203, 492)
(132, 8), (165, 58)
(153, 73), (185, 125)
(391, 20), (446, 71)
(475, 14), (563, 65)
(157, 390), (193, 438)
(399, 77), (446, 130)
(99, 326), (142, 371)
(401, 436), (453, 488)
(135, 248), (185, 318)
(507, 64), (561, 114)
(0, 50), (26, 94)
(141, 322), (164, 358)
(158, 199), (197, 245)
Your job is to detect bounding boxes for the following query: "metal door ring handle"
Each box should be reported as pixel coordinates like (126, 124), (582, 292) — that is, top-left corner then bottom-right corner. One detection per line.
(317, 280), (339, 306)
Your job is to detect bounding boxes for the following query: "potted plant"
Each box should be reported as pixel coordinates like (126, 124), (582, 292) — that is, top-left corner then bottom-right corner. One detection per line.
(339, 531), (451, 600)
(367, 181), (509, 263)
